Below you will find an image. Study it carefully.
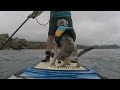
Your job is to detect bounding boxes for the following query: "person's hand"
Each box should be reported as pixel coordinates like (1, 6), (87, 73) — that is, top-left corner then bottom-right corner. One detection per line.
(27, 14), (35, 19)
(27, 11), (43, 19)
(27, 11), (39, 19)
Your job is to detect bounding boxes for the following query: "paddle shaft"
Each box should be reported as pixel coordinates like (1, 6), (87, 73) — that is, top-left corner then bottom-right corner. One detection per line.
(77, 46), (96, 57)
(0, 18), (29, 50)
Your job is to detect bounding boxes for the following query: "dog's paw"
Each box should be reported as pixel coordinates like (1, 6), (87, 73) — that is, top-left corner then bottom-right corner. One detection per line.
(65, 61), (70, 65)
(50, 63), (56, 67)
(55, 64), (68, 68)
(55, 65), (63, 68)
(76, 63), (80, 68)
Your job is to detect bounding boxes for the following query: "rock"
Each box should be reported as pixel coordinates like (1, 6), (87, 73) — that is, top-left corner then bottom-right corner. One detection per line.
(0, 34), (9, 38)
(0, 34), (46, 50)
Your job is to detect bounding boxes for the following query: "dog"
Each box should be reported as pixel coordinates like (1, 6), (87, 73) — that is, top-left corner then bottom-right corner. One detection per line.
(50, 19), (80, 68)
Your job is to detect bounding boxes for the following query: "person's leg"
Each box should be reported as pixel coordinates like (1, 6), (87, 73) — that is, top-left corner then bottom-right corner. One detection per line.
(46, 36), (55, 51)
(41, 36), (55, 62)
(41, 17), (58, 62)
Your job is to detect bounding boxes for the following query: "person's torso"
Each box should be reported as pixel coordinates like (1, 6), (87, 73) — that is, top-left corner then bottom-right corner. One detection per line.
(50, 11), (71, 17)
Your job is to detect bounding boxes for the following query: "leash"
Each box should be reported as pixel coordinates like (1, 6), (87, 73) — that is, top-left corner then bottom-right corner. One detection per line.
(35, 11), (57, 26)
(35, 17), (50, 26)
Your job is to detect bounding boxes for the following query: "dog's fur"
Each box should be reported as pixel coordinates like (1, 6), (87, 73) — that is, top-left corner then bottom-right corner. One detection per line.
(50, 36), (80, 68)
(50, 19), (80, 68)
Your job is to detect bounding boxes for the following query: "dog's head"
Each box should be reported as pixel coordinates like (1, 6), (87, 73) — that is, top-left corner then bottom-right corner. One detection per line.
(57, 19), (68, 27)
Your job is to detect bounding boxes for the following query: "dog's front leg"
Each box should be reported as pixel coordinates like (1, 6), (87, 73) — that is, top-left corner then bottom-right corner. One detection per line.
(56, 59), (69, 68)
(76, 61), (80, 68)
(55, 61), (65, 68)
(50, 42), (58, 67)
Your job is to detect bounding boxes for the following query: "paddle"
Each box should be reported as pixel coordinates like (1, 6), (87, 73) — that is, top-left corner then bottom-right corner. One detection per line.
(0, 17), (29, 50)
(77, 46), (98, 57)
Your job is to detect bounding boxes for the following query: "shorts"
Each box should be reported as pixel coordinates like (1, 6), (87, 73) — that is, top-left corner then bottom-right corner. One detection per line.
(48, 17), (73, 36)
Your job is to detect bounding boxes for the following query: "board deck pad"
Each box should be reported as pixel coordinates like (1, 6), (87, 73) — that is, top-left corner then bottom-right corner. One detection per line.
(35, 61), (86, 70)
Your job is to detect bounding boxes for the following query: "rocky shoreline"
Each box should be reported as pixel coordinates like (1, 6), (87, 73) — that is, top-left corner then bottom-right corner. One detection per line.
(0, 34), (120, 50)
(0, 34), (46, 50)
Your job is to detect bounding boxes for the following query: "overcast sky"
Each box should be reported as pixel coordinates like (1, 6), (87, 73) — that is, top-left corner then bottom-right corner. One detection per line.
(0, 11), (120, 46)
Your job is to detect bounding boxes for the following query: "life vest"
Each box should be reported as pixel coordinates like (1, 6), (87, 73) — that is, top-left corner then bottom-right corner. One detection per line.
(55, 27), (76, 47)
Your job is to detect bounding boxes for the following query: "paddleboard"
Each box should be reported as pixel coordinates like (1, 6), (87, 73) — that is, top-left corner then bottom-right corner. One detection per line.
(9, 59), (103, 79)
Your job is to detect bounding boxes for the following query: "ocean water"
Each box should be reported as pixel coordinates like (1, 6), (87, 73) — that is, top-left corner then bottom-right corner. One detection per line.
(0, 49), (120, 79)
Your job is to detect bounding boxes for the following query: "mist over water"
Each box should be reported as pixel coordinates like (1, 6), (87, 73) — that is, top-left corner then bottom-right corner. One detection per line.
(0, 49), (120, 79)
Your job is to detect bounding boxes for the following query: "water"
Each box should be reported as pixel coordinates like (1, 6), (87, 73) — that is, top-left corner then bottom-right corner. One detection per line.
(0, 49), (120, 79)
